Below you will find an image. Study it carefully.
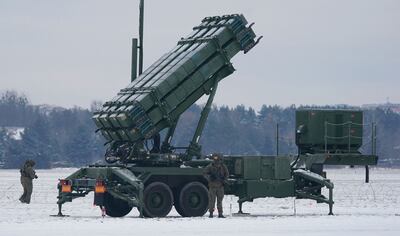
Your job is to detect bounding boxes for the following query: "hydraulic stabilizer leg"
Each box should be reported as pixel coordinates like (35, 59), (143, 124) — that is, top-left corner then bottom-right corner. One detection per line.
(57, 203), (63, 216)
(238, 202), (244, 214)
(52, 189), (67, 217)
(51, 203), (67, 217)
(328, 187), (334, 215)
(235, 198), (250, 215)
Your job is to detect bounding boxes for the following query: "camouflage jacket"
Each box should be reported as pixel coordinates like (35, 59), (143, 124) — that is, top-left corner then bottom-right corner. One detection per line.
(20, 165), (36, 180)
(203, 163), (229, 188)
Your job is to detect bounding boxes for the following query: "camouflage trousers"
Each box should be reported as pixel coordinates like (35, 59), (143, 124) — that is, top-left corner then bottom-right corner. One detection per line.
(208, 186), (224, 213)
(20, 176), (33, 204)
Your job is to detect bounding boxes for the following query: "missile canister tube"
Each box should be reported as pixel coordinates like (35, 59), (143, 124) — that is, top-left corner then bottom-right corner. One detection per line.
(93, 14), (259, 143)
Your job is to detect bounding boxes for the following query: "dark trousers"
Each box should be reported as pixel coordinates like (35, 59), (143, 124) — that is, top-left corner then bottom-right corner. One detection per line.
(208, 186), (224, 213)
(20, 176), (33, 204)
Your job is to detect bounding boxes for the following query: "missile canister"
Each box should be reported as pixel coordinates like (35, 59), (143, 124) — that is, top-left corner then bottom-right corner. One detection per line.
(93, 14), (259, 142)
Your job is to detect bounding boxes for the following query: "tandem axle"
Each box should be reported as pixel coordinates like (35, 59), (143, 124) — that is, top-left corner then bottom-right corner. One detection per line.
(56, 154), (336, 217)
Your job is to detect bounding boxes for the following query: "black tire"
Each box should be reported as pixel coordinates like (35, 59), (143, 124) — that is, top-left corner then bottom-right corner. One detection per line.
(143, 182), (173, 218)
(103, 192), (133, 217)
(178, 182), (209, 217)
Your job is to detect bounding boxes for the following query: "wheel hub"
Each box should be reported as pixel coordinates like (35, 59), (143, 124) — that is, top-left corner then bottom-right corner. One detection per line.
(150, 193), (163, 208)
(189, 192), (200, 207)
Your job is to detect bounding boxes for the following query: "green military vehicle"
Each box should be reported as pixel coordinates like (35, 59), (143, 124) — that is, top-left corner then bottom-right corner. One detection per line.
(56, 14), (377, 218)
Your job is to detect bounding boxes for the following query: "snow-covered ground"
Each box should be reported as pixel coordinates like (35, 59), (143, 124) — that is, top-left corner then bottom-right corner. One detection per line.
(0, 168), (399, 236)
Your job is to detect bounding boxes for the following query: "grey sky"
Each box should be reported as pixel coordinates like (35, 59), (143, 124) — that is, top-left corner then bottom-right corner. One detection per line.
(1, 0), (399, 109)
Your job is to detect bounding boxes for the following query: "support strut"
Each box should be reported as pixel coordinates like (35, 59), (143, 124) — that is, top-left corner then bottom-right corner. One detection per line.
(187, 81), (219, 158)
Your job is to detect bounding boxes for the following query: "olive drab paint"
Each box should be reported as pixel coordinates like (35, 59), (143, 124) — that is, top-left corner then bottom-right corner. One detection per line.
(93, 15), (259, 144)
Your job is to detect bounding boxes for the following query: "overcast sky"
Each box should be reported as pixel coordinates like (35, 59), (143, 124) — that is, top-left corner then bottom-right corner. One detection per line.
(1, 0), (399, 109)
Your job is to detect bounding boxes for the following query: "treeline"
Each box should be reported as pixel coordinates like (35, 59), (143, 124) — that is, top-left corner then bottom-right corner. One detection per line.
(0, 91), (399, 168)
(0, 91), (104, 168)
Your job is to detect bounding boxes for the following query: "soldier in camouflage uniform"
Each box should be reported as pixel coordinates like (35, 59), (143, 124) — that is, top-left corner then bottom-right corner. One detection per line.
(203, 153), (229, 218)
(19, 160), (38, 204)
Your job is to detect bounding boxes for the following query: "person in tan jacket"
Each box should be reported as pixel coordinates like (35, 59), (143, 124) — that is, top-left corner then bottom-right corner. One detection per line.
(19, 160), (38, 204)
(203, 153), (229, 218)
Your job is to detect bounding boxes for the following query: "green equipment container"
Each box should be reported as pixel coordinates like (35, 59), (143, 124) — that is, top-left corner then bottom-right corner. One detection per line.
(93, 14), (258, 143)
(296, 109), (363, 153)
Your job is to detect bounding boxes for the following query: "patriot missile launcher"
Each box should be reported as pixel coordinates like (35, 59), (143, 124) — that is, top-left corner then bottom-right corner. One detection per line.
(56, 14), (377, 218)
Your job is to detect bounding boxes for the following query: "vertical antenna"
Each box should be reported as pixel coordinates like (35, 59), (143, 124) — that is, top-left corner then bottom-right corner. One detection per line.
(131, 0), (144, 82)
(138, 0), (144, 75)
(131, 38), (138, 82)
(276, 123), (279, 156)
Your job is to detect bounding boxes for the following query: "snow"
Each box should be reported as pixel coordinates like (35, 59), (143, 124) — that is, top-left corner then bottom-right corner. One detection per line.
(0, 168), (399, 236)
(4, 127), (25, 140)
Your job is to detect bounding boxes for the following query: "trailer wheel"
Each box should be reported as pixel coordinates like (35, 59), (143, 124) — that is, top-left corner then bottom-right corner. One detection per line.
(103, 193), (133, 217)
(178, 182), (209, 217)
(143, 182), (173, 218)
